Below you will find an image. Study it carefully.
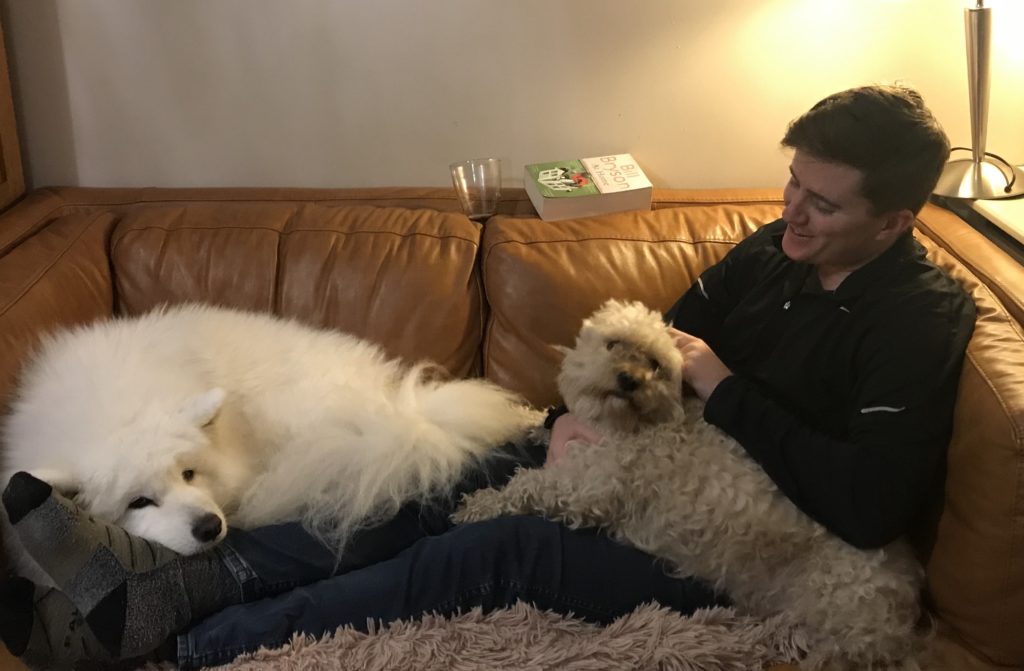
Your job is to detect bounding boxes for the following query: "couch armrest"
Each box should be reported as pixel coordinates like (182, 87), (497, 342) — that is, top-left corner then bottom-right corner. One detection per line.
(0, 195), (118, 576)
(0, 201), (118, 414)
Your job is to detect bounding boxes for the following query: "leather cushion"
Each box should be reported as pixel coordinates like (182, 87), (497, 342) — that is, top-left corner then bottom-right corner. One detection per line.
(110, 202), (487, 377)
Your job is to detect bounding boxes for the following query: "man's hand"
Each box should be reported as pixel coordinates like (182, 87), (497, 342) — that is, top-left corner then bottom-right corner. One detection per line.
(548, 412), (604, 464)
(668, 328), (732, 401)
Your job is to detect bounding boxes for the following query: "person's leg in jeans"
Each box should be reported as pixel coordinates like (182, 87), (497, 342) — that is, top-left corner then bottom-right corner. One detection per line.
(0, 440), (545, 665)
(177, 515), (727, 670)
(215, 438), (548, 599)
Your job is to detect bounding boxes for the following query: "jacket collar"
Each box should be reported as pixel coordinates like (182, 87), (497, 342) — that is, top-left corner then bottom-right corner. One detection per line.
(771, 221), (920, 302)
(830, 230), (919, 301)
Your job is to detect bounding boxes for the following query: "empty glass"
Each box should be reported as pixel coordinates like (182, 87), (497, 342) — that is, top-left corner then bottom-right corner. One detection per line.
(449, 158), (502, 222)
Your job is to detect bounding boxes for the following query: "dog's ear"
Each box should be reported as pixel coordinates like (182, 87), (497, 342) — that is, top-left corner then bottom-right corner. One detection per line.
(180, 388), (226, 427)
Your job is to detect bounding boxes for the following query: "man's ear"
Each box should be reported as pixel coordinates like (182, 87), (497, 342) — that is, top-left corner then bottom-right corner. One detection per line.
(878, 209), (915, 240)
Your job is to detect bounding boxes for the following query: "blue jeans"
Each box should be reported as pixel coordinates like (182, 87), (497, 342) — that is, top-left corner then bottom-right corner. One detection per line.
(174, 445), (726, 669)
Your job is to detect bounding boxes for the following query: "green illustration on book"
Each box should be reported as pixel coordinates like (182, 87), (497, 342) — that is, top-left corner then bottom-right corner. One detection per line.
(524, 153), (653, 221)
(526, 160), (600, 198)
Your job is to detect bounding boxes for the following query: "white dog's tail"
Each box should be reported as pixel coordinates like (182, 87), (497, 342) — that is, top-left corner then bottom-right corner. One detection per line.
(236, 364), (536, 555)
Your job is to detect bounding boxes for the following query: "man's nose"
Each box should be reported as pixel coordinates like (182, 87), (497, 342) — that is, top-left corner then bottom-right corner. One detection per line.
(783, 193), (807, 223)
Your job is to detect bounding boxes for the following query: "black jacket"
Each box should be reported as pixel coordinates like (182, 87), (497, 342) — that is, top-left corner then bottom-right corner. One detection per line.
(665, 219), (976, 549)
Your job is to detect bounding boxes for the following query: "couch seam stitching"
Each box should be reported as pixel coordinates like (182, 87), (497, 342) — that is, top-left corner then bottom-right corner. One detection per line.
(109, 223), (479, 245)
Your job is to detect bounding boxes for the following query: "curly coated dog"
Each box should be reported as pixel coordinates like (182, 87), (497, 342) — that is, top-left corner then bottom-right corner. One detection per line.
(454, 299), (924, 670)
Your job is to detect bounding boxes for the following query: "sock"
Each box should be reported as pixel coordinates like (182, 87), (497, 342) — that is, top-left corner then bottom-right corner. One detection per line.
(3, 472), (243, 660)
(0, 577), (113, 669)
(3, 471), (183, 597)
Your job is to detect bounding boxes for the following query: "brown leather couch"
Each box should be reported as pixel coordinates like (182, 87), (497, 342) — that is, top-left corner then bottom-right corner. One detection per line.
(0, 186), (1021, 670)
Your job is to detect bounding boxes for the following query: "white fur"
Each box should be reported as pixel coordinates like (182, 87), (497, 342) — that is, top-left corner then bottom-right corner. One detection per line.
(455, 299), (925, 670)
(2, 304), (535, 585)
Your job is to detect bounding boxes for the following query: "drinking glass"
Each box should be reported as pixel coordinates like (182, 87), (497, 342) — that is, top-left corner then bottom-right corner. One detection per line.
(450, 158), (502, 222)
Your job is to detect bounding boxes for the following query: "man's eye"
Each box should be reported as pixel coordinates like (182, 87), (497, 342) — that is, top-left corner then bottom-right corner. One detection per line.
(814, 201), (837, 215)
(182, 469), (195, 482)
(128, 496), (156, 510)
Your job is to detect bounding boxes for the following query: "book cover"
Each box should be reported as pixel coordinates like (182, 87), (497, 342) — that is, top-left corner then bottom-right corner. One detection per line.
(524, 154), (652, 221)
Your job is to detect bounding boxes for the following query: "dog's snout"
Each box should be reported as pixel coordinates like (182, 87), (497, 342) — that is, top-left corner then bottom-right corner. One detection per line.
(192, 513), (223, 543)
(617, 371), (640, 393)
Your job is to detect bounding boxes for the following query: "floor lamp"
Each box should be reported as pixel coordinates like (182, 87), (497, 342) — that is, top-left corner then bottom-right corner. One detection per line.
(934, 0), (1024, 200)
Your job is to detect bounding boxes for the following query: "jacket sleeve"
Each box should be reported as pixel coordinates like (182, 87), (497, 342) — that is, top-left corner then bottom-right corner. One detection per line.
(664, 223), (773, 339)
(702, 299), (975, 549)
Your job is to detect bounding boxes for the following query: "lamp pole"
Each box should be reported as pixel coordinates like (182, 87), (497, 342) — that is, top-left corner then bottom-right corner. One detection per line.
(965, 0), (990, 170)
(934, 0), (1024, 199)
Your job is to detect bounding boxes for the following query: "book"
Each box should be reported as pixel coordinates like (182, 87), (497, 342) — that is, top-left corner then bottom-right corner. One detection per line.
(523, 154), (653, 221)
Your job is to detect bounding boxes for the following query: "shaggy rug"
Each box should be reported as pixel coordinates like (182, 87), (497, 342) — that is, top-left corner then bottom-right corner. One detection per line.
(189, 603), (805, 671)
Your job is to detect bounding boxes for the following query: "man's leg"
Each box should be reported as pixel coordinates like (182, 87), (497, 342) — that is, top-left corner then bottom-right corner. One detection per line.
(0, 472), (245, 660)
(0, 438), (546, 663)
(215, 436), (547, 599)
(178, 515), (726, 670)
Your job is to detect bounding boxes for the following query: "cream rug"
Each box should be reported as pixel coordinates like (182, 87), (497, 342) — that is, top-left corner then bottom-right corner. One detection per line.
(194, 603), (804, 671)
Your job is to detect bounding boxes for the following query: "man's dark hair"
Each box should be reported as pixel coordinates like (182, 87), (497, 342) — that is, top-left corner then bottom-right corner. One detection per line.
(781, 84), (950, 215)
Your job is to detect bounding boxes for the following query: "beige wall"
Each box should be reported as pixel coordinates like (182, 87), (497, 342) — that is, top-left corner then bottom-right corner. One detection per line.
(3, 0), (1023, 190)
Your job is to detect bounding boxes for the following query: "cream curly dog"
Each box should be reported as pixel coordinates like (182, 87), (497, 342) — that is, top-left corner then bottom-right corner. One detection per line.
(454, 299), (924, 670)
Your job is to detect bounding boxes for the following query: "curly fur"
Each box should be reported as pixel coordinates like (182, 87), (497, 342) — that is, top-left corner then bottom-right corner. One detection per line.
(455, 299), (925, 670)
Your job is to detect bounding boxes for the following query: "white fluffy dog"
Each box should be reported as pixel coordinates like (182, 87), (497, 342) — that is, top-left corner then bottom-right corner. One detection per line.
(2, 304), (534, 586)
(454, 299), (924, 669)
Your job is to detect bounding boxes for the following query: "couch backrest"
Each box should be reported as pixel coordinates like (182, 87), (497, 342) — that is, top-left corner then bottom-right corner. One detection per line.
(108, 201), (487, 378)
(0, 190), (496, 417)
(480, 201), (781, 406)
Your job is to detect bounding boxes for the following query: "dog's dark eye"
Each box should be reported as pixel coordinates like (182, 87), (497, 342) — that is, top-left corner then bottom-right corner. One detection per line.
(649, 358), (661, 372)
(606, 340), (620, 351)
(182, 469), (195, 482)
(128, 496), (156, 510)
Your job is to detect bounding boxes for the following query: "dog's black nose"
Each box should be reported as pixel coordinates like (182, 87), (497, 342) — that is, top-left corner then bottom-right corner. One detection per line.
(617, 371), (640, 393)
(192, 513), (223, 543)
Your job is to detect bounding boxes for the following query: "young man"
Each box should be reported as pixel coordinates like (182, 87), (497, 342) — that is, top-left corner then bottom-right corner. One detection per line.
(557, 85), (973, 549)
(0, 84), (975, 669)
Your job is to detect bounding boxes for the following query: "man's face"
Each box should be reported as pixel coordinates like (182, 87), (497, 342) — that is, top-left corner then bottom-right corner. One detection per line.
(781, 151), (898, 276)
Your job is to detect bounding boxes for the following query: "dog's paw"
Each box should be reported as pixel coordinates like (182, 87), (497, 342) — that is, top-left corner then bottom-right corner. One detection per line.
(451, 489), (507, 524)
